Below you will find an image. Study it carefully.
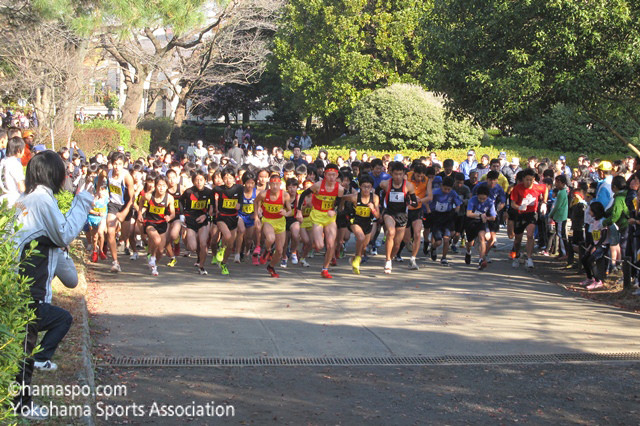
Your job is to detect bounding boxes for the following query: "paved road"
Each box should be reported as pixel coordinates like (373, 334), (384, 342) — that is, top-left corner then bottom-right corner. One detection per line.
(91, 236), (640, 359)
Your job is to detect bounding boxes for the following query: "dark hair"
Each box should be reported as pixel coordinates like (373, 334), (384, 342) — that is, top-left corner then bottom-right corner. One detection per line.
(358, 173), (374, 186)
(314, 159), (325, 169)
(454, 172), (465, 181)
(577, 181), (588, 193)
(325, 163), (339, 171)
(25, 151), (66, 194)
(442, 176), (454, 188)
(555, 175), (568, 186)
(487, 170), (500, 180)
(542, 169), (555, 179)
(425, 166), (436, 176)
(542, 177), (554, 186)
(7, 136), (25, 157)
(390, 161), (405, 173)
(476, 185), (490, 197)
(490, 159), (501, 166)
(220, 166), (236, 179)
(154, 174), (169, 188)
(146, 171), (158, 182)
(153, 160), (163, 168)
(340, 168), (353, 181)
(88, 163), (100, 174)
(166, 168), (177, 177)
(242, 171), (256, 184)
(295, 164), (308, 175)
(351, 160), (361, 169)
(286, 178), (299, 188)
(611, 175), (626, 191)
(283, 162), (295, 173)
(111, 152), (126, 164)
(443, 159), (454, 168)
(522, 168), (536, 178)
(132, 163), (145, 173)
(413, 164), (427, 175)
(371, 158), (383, 168)
(590, 201), (606, 220)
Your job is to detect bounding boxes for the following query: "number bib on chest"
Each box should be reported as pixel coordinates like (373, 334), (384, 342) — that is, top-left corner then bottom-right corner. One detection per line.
(242, 203), (254, 214)
(149, 205), (165, 215)
(592, 230), (601, 241)
(355, 206), (371, 217)
(222, 198), (238, 209)
(263, 203), (281, 214)
(191, 200), (207, 210)
(109, 184), (122, 195)
(388, 192), (405, 203)
(435, 201), (449, 212)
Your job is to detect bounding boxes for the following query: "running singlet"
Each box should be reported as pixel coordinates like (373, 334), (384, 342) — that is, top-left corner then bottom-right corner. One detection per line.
(353, 193), (374, 224)
(145, 193), (169, 223)
(407, 172), (428, 210)
(214, 184), (243, 216)
(168, 187), (181, 216)
(240, 188), (257, 216)
(262, 190), (284, 219)
(107, 169), (126, 205)
(311, 180), (339, 212)
(180, 187), (213, 218)
(384, 179), (408, 215)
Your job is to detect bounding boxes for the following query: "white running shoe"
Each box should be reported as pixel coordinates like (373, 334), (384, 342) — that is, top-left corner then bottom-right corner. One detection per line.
(110, 261), (121, 273)
(130, 252), (139, 261)
(526, 258), (534, 269)
(199, 268), (208, 275)
(34, 360), (58, 371)
(486, 255), (492, 263)
(384, 260), (392, 274)
(408, 259), (419, 270)
(291, 253), (299, 264)
(234, 253), (241, 263)
(300, 258), (310, 267)
(512, 258), (519, 268)
(151, 266), (159, 276)
(280, 259), (287, 268)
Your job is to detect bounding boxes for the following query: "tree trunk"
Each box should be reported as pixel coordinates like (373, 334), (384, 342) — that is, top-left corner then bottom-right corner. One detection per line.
(170, 83), (192, 145)
(121, 71), (148, 129)
(305, 115), (312, 131)
(242, 108), (250, 124)
(147, 95), (160, 117)
(224, 112), (230, 124)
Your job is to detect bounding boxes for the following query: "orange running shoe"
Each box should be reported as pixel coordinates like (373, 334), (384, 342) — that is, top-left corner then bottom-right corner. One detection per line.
(321, 269), (333, 279)
(267, 265), (279, 278)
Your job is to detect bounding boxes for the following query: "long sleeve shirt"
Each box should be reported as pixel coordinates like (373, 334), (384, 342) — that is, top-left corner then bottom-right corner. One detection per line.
(549, 188), (568, 223)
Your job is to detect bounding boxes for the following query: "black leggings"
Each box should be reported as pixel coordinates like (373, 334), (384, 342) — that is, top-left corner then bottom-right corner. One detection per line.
(580, 247), (607, 281)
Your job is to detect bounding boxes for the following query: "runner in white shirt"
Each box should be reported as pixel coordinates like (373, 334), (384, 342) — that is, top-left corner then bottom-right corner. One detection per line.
(0, 136), (26, 206)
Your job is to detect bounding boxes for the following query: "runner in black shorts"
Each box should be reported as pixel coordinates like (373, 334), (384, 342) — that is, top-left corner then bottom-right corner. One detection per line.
(379, 162), (418, 274)
(179, 170), (213, 275)
(340, 174), (379, 275)
(211, 167), (244, 275)
(139, 175), (175, 277)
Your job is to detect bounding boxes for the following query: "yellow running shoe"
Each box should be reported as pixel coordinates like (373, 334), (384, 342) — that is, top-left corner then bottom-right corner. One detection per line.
(167, 257), (177, 268)
(215, 246), (226, 263)
(352, 256), (361, 275)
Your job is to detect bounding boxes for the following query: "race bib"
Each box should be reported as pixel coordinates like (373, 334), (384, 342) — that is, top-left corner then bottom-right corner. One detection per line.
(592, 230), (601, 241)
(435, 201), (449, 212)
(191, 200), (207, 210)
(303, 207), (313, 217)
(222, 198), (238, 209)
(94, 206), (106, 213)
(109, 184), (122, 195)
(388, 192), (405, 203)
(355, 206), (371, 217)
(263, 203), (281, 214)
(242, 203), (254, 214)
(149, 205), (165, 215)
(174, 199), (180, 209)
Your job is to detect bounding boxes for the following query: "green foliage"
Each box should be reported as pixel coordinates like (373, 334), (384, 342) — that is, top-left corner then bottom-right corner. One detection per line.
(512, 104), (640, 154)
(138, 117), (173, 145)
(420, 0), (640, 152)
(72, 120), (150, 158)
(77, 119), (131, 146)
(175, 123), (318, 149)
(350, 84), (482, 150)
(55, 191), (74, 215)
(273, 0), (430, 120)
(130, 129), (152, 154)
(0, 203), (37, 423)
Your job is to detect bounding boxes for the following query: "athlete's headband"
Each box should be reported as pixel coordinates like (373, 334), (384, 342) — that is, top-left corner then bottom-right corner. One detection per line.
(325, 166), (339, 174)
(270, 176), (282, 183)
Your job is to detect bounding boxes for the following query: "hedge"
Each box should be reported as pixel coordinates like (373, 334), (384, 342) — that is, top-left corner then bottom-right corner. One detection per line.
(72, 120), (150, 159)
(0, 204), (37, 422)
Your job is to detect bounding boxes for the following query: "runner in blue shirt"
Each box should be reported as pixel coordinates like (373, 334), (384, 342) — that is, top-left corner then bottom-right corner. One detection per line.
(472, 170), (506, 262)
(427, 176), (463, 266)
(465, 185), (497, 270)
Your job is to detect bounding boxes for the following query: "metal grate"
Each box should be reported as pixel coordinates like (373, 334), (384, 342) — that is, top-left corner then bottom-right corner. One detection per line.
(99, 353), (640, 368)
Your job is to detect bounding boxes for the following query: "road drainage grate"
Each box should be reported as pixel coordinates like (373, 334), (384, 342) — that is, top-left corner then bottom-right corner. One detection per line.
(99, 353), (640, 368)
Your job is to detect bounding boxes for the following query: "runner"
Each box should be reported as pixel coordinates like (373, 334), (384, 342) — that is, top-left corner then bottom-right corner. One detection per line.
(296, 163), (345, 279)
(297, 179), (315, 267)
(472, 170), (506, 263)
(138, 175), (175, 276)
(335, 169), (356, 264)
(464, 185), (497, 270)
(282, 178), (301, 268)
(510, 168), (549, 270)
(236, 171), (258, 264)
(212, 167), (244, 275)
(428, 176), (463, 266)
(254, 173), (292, 277)
(98, 152), (135, 273)
(404, 162), (432, 269)
(87, 183), (109, 263)
(378, 162), (419, 274)
(165, 169), (182, 266)
(179, 170), (213, 275)
(340, 174), (380, 274)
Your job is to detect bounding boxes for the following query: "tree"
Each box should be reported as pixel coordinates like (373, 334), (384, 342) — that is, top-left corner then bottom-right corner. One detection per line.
(192, 84), (263, 124)
(421, 0), (640, 154)
(273, 0), (430, 133)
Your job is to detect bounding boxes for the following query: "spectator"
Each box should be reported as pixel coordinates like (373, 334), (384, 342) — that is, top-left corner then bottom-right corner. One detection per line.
(269, 147), (287, 172)
(193, 140), (207, 162)
(475, 154), (490, 180)
(501, 157), (522, 185)
(299, 130), (312, 150)
(595, 161), (614, 209)
(0, 136), (26, 206)
(316, 149), (329, 167)
(69, 140), (86, 163)
(290, 146), (308, 167)
(223, 124), (234, 144)
(235, 125), (244, 143)
(0, 128), (7, 160)
(21, 129), (35, 166)
(227, 139), (244, 166)
(12, 151), (94, 421)
(558, 156), (572, 179)
(346, 148), (358, 167)
(459, 149), (478, 180)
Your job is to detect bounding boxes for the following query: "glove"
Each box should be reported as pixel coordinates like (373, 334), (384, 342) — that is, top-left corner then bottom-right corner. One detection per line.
(180, 215), (186, 227)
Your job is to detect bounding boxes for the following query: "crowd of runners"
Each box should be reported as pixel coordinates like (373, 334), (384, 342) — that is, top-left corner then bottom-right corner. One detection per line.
(3, 129), (640, 293)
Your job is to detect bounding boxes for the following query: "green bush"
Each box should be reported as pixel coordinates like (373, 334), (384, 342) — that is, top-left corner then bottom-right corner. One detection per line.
(350, 83), (483, 150)
(77, 120), (131, 147)
(70, 128), (121, 156)
(137, 117), (173, 145)
(73, 120), (150, 158)
(0, 203), (37, 422)
(55, 191), (75, 215)
(511, 103), (640, 154)
(130, 130), (152, 157)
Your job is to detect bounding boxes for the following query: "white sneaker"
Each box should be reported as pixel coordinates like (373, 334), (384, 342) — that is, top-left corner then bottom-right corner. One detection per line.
(526, 258), (534, 269)
(280, 259), (288, 268)
(234, 253), (241, 263)
(486, 255), (492, 263)
(20, 403), (49, 420)
(408, 259), (419, 270)
(110, 261), (121, 273)
(309, 250), (315, 258)
(199, 268), (208, 275)
(34, 360), (58, 371)
(512, 258), (519, 268)
(384, 260), (392, 274)
(151, 266), (159, 276)
(291, 253), (299, 264)
(300, 258), (310, 267)
(86, 244), (93, 253)
(130, 252), (139, 261)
